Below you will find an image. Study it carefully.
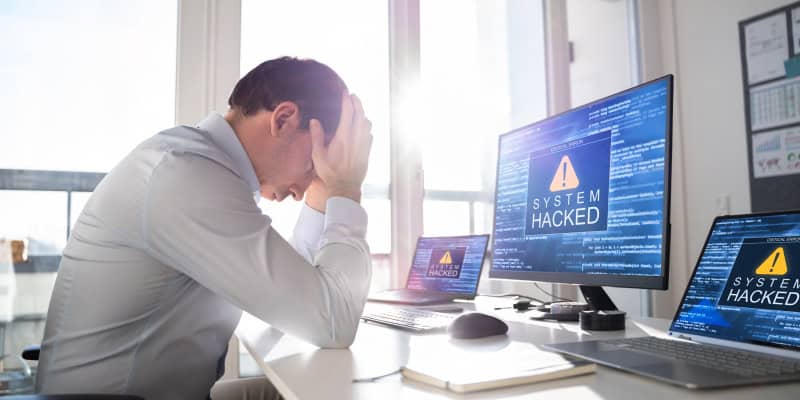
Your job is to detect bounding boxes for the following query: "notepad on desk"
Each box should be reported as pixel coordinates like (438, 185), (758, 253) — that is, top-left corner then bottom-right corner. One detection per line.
(401, 338), (595, 393)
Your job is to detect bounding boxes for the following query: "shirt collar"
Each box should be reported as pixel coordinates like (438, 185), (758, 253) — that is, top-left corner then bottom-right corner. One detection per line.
(196, 113), (260, 195)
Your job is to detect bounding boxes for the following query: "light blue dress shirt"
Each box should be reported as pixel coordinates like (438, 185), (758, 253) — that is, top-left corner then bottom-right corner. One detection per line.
(36, 114), (371, 399)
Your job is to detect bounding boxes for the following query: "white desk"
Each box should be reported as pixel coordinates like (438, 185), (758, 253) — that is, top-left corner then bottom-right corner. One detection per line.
(236, 299), (800, 400)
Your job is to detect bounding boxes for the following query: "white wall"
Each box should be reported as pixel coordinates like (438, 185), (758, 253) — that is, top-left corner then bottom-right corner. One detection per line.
(649, 0), (798, 316)
(567, 0), (633, 107)
(567, 0), (653, 316)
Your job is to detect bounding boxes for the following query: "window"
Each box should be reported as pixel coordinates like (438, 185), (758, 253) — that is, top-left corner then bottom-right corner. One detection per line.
(0, 191), (67, 254)
(0, 0), (178, 372)
(240, 0), (391, 256)
(419, 0), (547, 236)
(0, 0), (177, 172)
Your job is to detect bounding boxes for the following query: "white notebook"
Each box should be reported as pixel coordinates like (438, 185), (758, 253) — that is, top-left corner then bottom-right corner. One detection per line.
(401, 337), (595, 393)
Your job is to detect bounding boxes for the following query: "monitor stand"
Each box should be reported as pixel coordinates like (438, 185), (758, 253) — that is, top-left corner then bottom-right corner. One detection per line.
(531, 285), (624, 328)
(579, 285), (618, 311)
(578, 285), (626, 330)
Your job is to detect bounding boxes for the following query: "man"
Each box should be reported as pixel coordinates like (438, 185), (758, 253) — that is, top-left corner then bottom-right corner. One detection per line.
(36, 57), (373, 399)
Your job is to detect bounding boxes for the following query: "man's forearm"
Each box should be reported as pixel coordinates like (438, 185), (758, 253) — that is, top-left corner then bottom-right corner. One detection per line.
(310, 197), (371, 348)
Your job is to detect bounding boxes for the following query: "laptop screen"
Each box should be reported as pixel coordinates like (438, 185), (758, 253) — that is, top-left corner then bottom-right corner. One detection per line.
(406, 235), (490, 294)
(670, 211), (800, 351)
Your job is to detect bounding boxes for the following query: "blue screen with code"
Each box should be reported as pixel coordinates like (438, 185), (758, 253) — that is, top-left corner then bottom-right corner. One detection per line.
(492, 77), (670, 277)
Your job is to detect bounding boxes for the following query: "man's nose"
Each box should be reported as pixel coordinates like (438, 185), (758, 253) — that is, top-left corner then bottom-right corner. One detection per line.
(289, 186), (305, 201)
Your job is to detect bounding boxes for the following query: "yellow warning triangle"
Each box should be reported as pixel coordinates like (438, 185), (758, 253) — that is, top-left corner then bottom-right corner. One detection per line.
(549, 155), (580, 192)
(439, 251), (452, 264)
(755, 247), (788, 276)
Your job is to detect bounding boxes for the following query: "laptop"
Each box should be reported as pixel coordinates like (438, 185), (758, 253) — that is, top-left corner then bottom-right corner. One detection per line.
(368, 234), (490, 305)
(545, 210), (800, 389)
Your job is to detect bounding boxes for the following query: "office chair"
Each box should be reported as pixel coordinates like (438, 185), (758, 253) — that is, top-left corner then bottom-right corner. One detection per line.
(5, 396), (143, 400)
(11, 345), (144, 400)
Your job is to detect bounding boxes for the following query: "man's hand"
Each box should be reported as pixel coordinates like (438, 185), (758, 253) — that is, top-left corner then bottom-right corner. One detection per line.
(309, 93), (373, 203)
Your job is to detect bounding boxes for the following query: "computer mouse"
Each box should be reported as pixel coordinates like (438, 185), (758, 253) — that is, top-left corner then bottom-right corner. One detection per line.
(447, 312), (508, 339)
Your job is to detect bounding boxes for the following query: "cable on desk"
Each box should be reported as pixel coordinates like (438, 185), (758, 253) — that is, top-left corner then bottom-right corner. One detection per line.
(477, 292), (547, 305)
(533, 283), (573, 302)
(494, 299), (536, 311)
(352, 368), (403, 383)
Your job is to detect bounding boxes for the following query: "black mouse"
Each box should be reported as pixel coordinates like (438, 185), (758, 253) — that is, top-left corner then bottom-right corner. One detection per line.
(447, 312), (508, 339)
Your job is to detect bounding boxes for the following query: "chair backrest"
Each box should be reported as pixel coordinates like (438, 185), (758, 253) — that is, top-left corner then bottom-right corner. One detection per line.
(5, 396), (144, 400)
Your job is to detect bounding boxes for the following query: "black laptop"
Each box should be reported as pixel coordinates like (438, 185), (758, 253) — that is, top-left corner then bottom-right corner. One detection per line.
(368, 235), (490, 305)
(545, 211), (800, 389)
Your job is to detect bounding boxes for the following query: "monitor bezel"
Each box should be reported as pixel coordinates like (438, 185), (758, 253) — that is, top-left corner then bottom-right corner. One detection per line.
(489, 75), (673, 290)
(668, 209), (800, 355)
(406, 234), (491, 295)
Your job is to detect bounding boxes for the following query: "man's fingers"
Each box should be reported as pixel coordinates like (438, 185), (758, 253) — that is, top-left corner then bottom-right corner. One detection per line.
(352, 95), (372, 142)
(337, 91), (354, 139)
(309, 119), (325, 157)
(352, 95), (368, 135)
(362, 132), (374, 166)
(361, 118), (372, 135)
(352, 94), (365, 120)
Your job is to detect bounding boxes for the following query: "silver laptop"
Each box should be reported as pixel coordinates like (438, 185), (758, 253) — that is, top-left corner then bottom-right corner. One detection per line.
(368, 235), (489, 305)
(545, 211), (800, 389)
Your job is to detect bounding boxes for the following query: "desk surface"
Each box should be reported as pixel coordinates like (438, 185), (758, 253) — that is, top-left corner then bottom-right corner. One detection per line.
(236, 299), (800, 400)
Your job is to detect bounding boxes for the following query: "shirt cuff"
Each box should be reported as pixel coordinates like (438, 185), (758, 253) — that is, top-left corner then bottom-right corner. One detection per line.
(296, 203), (325, 236)
(324, 197), (368, 238)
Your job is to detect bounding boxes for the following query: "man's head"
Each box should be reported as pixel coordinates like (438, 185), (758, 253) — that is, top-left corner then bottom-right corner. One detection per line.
(225, 56), (347, 201)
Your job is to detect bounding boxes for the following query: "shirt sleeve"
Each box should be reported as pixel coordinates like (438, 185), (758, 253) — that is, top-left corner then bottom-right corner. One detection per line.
(290, 204), (325, 263)
(142, 154), (371, 348)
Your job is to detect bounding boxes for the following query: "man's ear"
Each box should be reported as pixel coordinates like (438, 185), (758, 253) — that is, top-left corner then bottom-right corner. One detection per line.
(271, 101), (301, 137)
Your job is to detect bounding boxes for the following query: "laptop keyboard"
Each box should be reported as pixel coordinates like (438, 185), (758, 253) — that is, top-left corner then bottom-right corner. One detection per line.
(362, 308), (456, 333)
(607, 336), (800, 377)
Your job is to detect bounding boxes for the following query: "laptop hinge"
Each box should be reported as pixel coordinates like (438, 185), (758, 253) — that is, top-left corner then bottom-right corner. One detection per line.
(677, 334), (692, 341)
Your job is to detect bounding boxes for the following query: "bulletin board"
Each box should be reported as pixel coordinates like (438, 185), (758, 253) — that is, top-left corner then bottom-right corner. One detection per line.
(739, 1), (800, 212)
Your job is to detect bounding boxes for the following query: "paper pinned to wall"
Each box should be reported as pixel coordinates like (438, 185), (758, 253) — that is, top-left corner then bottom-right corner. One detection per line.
(752, 126), (800, 178)
(792, 8), (800, 53)
(745, 13), (789, 84)
(749, 75), (800, 131)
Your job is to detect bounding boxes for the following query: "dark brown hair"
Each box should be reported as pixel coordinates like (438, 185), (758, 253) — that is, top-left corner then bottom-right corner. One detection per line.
(228, 57), (347, 135)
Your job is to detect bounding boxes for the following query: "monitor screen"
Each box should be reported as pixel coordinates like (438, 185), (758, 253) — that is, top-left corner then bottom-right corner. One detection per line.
(406, 235), (490, 294)
(670, 211), (800, 352)
(490, 75), (672, 289)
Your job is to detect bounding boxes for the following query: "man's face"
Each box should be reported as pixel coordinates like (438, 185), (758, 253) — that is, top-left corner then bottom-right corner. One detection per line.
(259, 125), (316, 202)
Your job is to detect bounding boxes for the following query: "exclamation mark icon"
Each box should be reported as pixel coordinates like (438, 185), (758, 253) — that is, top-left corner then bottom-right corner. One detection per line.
(769, 252), (780, 273)
(755, 247), (787, 275)
(550, 155), (579, 192)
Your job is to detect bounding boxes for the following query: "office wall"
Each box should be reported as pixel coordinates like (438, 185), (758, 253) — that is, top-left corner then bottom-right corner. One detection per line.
(649, 0), (798, 317)
(567, 0), (633, 107)
(566, 0), (649, 316)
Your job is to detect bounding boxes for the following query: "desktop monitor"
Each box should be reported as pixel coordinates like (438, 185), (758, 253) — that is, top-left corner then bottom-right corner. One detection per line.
(490, 75), (673, 310)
